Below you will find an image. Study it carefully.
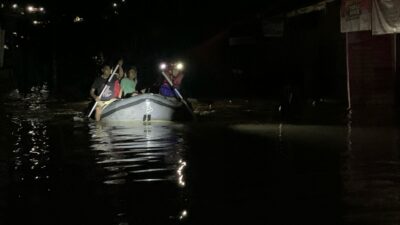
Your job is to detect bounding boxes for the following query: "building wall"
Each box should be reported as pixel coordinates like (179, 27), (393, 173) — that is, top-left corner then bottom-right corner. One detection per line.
(347, 32), (396, 106)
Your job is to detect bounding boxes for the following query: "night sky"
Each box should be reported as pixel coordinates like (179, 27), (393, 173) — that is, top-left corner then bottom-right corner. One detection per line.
(1, 0), (340, 100)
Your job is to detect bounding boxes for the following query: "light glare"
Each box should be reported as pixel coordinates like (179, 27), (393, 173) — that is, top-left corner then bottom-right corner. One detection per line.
(160, 63), (167, 70)
(179, 210), (188, 220)
(27, 5), (34, 12)
(74, 16), (84, 23)
(176, 63), (184, 70)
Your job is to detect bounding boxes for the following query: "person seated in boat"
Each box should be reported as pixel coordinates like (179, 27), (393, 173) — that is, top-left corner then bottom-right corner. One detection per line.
(107, 59), (124, 96)
(90, 64), (120, 121)
(159, 66), (184, 97)
(113, 59), (125, 98)
(120, 66), (139, 98)
(116, 59), (125, 81)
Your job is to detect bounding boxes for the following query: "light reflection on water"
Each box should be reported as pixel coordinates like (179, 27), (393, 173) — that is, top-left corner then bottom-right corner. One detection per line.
(88, 122), (189, 224)
(4, 90), (400, 225)
(3, 86), (190, 224)
(89, 123), (187, 186)
(11, 118), (51, 187)
(8, 85), (52, 190)
(231, 121), (400, 225)
(342, 114), (400, 224)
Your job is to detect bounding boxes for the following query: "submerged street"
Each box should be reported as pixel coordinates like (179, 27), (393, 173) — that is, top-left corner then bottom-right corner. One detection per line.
(0, 91), (399, 225)
(1, 0), (400, 224)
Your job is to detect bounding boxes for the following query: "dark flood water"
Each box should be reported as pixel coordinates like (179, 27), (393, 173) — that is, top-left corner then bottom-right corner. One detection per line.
(1, 92), (400, 225)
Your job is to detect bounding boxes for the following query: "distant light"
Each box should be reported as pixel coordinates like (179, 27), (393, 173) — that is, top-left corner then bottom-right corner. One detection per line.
(176, 62), (184, 70)
(4, 45), (9, 50)
(74, 16), (84, 23)
(12, 4), (18, 9)
(112, 2), (118, 7)
(27, 5), (34, 12)
(1, 3), (4, 8)
(15, 45), (19, 48)
(12, 32), (18, 36)
(33, 20), (40, 25)
(160, 63), (167, 70)
(121, 0), (125, 2)
(26, 5), (45, 13)
(179, 210), (188, 220)
(20, 35), (24, 39)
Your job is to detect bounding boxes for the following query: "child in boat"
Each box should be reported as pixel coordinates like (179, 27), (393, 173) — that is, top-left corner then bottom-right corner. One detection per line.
(113, 59), (125, 98)
(120, 66), (139, 98)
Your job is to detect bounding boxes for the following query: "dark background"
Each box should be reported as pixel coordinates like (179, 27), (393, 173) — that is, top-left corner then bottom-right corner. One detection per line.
(0, 0), (346, 103)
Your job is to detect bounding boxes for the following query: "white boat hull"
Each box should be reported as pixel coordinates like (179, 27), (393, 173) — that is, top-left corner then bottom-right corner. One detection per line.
(101, 94), (183, 122)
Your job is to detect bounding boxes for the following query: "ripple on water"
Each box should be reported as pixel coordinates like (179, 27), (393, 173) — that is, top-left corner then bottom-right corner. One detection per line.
(89, 123), (187, 185)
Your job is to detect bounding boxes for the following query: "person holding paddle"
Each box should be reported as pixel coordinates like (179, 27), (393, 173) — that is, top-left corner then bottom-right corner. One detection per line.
(158, 62), (196, 120)
(160, 64), (184, 97)
(90, 64), (121, 121)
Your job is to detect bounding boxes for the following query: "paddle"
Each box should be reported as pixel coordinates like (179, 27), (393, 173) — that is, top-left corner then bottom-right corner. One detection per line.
(161, 71), (196, 120)
(87, 64), (120, 118)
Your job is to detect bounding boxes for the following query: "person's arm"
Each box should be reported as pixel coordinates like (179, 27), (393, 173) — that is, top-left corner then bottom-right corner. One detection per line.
(119, 90), (123, 98)
(90, 88), (100, 101)
(119, 78), (125, 97)
(118, 59), (124, 78)
(139, 80), (146, 93)
(174, 73), (184, 88)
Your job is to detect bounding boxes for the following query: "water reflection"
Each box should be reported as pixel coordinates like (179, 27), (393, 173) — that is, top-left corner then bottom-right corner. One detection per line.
(12, 118), (50, 183)
(1, 84), (55, 225)
(7, 117), (52, 225)
(89, 123), (187, 186)
(89, 122), (189, 224)
(8, 84), (51, 187)
(232, 121), (400, 224)
(343, 113), (400, 225)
